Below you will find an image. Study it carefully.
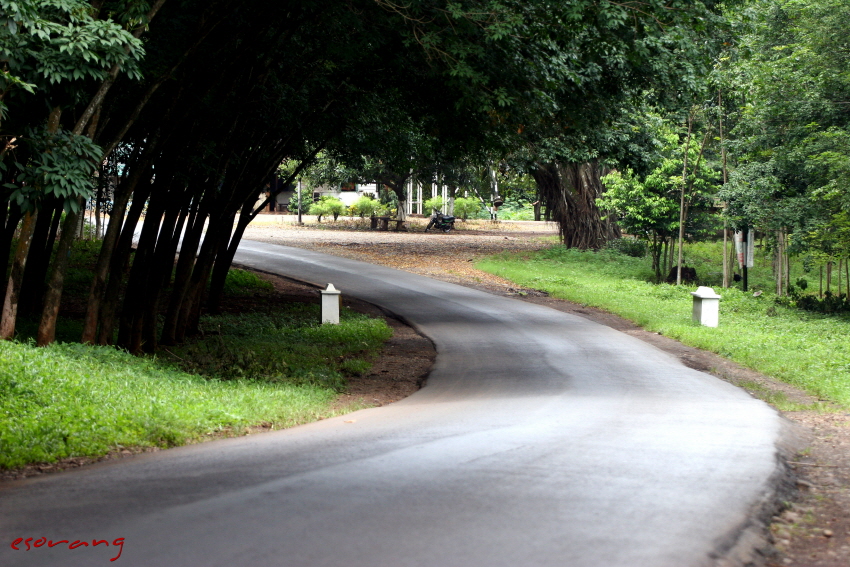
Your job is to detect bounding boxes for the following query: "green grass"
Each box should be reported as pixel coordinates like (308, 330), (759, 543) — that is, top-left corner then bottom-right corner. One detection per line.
(478, 245), (850, 407)
(0, 303), (392, 469)
(0, 340), (340, 469)
(221, 268), (274, 296)
(161, 304), (392, 392)
(2, 244), (394, 470)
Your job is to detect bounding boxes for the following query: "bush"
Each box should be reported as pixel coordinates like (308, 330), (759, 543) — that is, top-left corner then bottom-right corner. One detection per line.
(308, 200), (330, 221)
(781, 290), (850, 314)
(494, 199), (535, 220)
(453, 197), (482, 220)
(606, 237), (647, 258)
(349, 195), (379, 218)
(323, 197), (346, 220)
(423, 196), (444, 213)
(308, 196), (346, 221)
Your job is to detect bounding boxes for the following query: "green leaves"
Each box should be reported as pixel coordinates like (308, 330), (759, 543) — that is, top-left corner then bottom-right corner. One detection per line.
(722, 0), (850, 257)
(0, 0), (144, 114)
(6, 126), (102, 211)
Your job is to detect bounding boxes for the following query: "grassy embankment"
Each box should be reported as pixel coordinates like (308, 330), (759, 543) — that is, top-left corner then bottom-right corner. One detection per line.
(478, 241), (850, 408)
(1, 259), (392, 470)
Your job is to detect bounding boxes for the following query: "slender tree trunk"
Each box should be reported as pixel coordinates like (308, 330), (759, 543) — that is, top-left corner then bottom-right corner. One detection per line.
(775, 231), (782, 297)
(161, 198), (207, 345)
(96, 180), (152, 345)
(95, 181), (103, 240)
(719, 90), (730, 289)
(1, 211), (38, 339)
(116, 189), (169, 353)
(664, 235), (676, 274)
(18, 199), (59, 315)
(0, 201), (23, 310)
(175, 222), (226, 342)
(650, 232), (662, 282)
(827, 262), (832, 295)
(37, 201), (83, 345)
(676, 113), (694, 285)
(723, 224), (729, 288)
(139, 198), (187, 353)
(207, 204), (251, 314)
(81, 155), (152, 343)
(844, 258), (850, 300)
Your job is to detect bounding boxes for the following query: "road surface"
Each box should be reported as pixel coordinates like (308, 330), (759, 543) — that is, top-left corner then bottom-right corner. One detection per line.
(0, 240), (790, 567)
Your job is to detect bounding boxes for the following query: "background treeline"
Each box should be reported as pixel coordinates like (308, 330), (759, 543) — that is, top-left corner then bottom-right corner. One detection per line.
(598, 0), (850, 305)
(1, 0), (730, 352)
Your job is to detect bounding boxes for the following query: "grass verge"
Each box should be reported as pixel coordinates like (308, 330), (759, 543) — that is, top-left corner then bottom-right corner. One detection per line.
(477, 245), (850, 407)
(1, 267), (393, 471)
(0, 340), (340, 469)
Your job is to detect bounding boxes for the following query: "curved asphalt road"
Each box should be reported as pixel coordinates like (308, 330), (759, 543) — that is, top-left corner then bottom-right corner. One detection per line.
(1, 240), (788, 567)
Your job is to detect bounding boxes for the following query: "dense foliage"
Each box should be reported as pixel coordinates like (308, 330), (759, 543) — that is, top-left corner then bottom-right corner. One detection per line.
(0, 0), (738, 352)
(716, 0), (850, 297)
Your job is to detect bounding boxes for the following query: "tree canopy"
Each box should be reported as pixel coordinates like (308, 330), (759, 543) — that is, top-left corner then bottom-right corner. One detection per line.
(1, 0), (740, 350)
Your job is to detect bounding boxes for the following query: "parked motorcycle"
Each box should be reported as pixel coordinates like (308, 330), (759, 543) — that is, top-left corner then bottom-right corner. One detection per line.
(425, 211), (455, 233)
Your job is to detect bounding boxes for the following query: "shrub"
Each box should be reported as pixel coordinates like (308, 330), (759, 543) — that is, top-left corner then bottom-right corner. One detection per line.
(453, 197), (482, 220)
(308, 197), (345, 221)
(308, 200), (330, 221)
(322, 197), (346, 220)
(349, 195), (379, 218)
(606, 237), (647, 258)
(423, 196), (444, 213)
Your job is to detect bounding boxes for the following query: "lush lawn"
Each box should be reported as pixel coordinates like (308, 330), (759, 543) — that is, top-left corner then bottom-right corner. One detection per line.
(1, 268), (393, 470)
(478, 245), (850, 407)
(0, 340), (340, 469)
(160, 302), (392, 392)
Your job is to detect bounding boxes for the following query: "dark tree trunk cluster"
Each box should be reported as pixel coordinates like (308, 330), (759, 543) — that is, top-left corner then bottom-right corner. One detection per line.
(531, 162), (620, 250)
(0, 0), (367, 349)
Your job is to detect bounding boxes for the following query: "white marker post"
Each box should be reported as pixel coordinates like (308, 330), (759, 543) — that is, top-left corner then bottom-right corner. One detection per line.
(321, 283), (341, 324)
(690, 286), (721, 327)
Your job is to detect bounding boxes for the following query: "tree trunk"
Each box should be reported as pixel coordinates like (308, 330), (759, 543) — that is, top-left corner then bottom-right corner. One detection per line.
(37, 202), (83, 345)
(0, 203), (24, 311)
(139, 198), (187, 353)
(173, 212), (227, 342)
(838, 258), (844, 297)
(207, 204), (251, 314)
(531, 162), (620, 249)
(1, 211), (38, 339)
(161, 198), (208, 345)
(827, 262), (832, 295)
(175, 225), (225, 342)
(81, 157), (152, 343)
(96, 180), (151, 345)
(116, 189), (169, 353)
(722, 224), (729, 288)
(844, 258), (850, 300)
(18, 199), (59, 316)
(95, 181), (103, 240)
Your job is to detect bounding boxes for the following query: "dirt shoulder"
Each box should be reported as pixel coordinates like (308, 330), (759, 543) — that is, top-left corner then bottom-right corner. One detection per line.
(243, 217), (850, 567)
